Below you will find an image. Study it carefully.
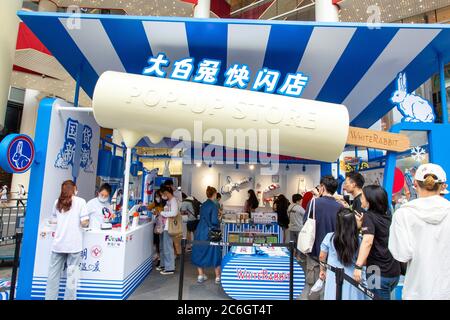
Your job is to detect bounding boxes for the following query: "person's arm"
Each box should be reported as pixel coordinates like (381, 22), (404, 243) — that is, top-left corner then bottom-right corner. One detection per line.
(353, 214), (375, 282)
(161, 198), (178, 218)
(353, 235), (374, 282)
(80, 201), (90, 228)
(210, 203), (220, 228)
(319, 233), (331, 280)
(319, 251), (328, 280)
(388, 209), (413, 263)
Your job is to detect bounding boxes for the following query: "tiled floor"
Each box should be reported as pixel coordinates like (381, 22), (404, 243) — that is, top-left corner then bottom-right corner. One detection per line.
(129, 252), (230, 300)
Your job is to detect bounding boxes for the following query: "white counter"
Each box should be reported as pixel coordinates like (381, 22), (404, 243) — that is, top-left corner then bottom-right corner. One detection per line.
(30, 221), (154, 300)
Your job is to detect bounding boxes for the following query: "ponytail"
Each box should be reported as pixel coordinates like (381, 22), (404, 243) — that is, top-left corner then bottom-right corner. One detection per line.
(418, 174), (441, 192)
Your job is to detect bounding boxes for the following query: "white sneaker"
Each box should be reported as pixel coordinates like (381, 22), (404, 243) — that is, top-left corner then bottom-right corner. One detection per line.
(197, 275), (208, 283)
(215, 277), (221, 284)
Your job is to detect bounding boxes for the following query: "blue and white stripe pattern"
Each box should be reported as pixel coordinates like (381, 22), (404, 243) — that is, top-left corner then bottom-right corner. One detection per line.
(223, 223), (283, 255)
(30, 257), (152, 300)
(0, 291), (9, 300)
(221, 250), (305, 300)
(18, 12), (450, 128)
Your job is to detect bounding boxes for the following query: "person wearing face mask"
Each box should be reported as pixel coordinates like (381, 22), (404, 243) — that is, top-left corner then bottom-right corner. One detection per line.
(86, 183), (113, 230)
(301, 176), (343, 300)
(353, 185), (401, 300)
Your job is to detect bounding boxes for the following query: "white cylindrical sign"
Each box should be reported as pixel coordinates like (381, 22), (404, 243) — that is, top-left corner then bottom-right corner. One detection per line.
(93, 71), (349, 163)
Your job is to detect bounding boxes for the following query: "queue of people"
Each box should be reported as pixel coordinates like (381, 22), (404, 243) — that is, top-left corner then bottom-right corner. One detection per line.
(43, 161), (450, 300)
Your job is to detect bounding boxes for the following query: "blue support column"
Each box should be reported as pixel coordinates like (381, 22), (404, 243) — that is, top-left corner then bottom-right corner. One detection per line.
(383, 151), (397, 205)
(439, 54), (448, 124)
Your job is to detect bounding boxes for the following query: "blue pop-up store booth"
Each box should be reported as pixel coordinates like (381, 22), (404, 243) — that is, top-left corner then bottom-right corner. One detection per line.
(12, 11), (450, 300)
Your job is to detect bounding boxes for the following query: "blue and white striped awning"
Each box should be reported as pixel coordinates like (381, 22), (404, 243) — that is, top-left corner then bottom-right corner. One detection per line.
(18, 11), (450, 128)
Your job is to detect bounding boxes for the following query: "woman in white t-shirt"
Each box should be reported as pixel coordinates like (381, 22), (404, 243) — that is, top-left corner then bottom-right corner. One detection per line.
(45, 180), (89, 300)
(86, 183), (113, 229)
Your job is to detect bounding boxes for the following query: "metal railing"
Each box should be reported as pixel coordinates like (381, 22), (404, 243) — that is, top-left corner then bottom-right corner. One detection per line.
(0, 204), (26, 246)
(0, 232), (23, 300)
(177, 239), (381, 301)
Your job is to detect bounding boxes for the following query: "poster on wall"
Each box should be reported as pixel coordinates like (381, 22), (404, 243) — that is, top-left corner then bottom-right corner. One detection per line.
(360, 168), (385, 186)
(31, 98), (100, 292)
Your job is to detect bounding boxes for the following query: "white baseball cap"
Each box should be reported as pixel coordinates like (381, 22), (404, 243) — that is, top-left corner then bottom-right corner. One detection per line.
(415, 163), (447, 183)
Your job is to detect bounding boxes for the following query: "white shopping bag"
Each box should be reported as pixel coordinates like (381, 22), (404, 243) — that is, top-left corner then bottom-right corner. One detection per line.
(297, 198), (316, 254)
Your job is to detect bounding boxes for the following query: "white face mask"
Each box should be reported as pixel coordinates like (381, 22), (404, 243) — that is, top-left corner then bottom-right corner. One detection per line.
(98, 196), (109, 203)
(155, 197), (161, 203)
(162, 195), (168, 200)
(74, 190), (78, 196)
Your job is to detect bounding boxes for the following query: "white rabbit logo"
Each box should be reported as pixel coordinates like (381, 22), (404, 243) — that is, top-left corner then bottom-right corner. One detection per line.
(390, 73), (435, 123)
(12, 141), (31, 169)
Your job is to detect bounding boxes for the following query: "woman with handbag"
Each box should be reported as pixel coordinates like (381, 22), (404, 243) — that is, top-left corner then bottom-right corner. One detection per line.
(192, 186), (222, 284)
(157, 186), (179, 275)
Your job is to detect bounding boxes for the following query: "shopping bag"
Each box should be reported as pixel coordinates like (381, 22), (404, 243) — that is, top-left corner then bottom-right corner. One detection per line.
(297, 198), (316, 254)
(168, 213), (183, 236)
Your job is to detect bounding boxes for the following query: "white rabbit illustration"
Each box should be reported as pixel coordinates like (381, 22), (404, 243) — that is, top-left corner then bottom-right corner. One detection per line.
(390, 73), (435, 123)
(12, 141), (31, 169)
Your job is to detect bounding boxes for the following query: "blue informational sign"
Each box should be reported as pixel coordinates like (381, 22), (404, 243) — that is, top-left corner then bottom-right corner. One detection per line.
(0, 134), (35, 174)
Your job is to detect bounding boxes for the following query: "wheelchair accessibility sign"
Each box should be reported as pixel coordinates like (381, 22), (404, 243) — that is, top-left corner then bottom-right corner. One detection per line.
(0, 134), (35, 174)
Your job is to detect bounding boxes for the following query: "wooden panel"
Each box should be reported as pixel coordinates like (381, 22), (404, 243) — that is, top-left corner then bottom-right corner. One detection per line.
(437, 5), (450, 23)
(347, 126), (410, 152)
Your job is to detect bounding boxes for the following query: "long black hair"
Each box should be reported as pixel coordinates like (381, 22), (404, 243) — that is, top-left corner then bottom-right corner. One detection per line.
(362, 185), (389, 215)
(248, 189), (259, 209)
(333, 208), (359, 266)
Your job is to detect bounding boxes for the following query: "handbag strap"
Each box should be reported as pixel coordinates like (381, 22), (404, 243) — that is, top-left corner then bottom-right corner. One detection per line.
(308, 198), (316, 220)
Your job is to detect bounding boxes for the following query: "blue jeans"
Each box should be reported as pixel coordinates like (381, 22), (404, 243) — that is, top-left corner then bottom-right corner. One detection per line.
(371, 276), (400, 300)
(159, 231), (175, 271)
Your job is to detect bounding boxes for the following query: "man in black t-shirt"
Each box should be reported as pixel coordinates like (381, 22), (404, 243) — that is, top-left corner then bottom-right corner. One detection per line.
(343, 172), (365, 213)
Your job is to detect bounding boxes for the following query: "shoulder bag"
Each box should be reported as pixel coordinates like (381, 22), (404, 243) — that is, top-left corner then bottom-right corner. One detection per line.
(297, 198), (316, 254)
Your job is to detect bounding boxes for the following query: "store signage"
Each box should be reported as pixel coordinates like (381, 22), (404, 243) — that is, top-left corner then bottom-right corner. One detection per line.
(347, 127), (410, 152)
(142, 53), (309, 98)
(104, 234), (123, 248)
(236, 268), (290, 282)
(0, 134), (35, 174)
(54, 118), (94, 175)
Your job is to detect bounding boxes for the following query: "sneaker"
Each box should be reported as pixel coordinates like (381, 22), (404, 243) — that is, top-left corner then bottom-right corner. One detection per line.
(197, 275), (208, 283)
(156, 265), (164, 271)
(160, 270), (175, 275)
(215, 277), (221, 284)
(155, 260), (161, 267)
